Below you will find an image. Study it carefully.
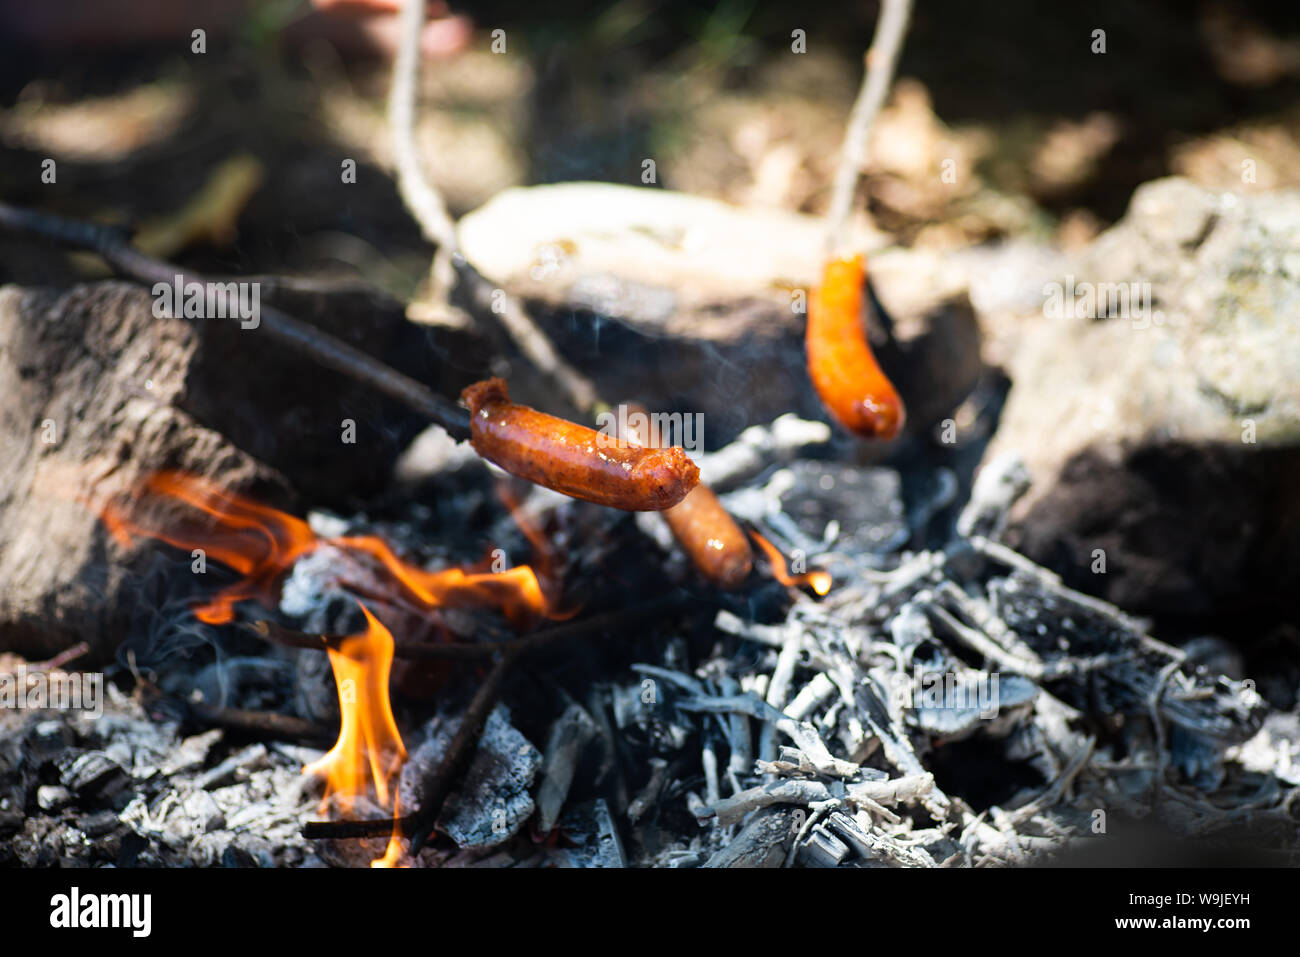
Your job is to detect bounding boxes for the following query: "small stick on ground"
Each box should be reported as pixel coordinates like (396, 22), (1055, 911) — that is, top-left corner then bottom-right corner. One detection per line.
(824, 0), (914, 256)
(188, 701), (335, 745)
(27, 642), (92, 672)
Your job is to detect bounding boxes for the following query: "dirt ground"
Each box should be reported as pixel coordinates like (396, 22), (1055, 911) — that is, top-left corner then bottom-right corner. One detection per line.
(1, 0), (1297, 294)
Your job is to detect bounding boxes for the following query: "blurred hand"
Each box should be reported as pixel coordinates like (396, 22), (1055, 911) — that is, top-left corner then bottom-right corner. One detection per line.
(2, 0), (472, 60)
(305, 0), (472, 59)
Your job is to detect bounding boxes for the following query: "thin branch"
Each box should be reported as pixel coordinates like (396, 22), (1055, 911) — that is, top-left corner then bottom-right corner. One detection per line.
(389, 0), (460, 253)
(452, 256), (600, 414)
(824, 0), (914, 255)
(187, 701), (335, 744)
(253, 594), (692, 662)
(0, 201), (471, 440)
(27, 641), (92, 672)
(405, 643), (525, 853)
(388, 0), (600, 415)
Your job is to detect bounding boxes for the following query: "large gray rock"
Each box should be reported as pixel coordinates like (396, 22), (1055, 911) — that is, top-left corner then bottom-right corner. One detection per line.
(982, 178), (1300, 618)
(0, 283), (285, 662)
(0, 279), (481, 661)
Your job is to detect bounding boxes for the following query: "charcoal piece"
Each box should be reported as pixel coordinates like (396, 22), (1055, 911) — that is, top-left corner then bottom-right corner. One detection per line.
(398, 705), (542, 852)
(535, 702), (599, 833)
(76, 809), (121, 839)
(704, 806), (798, 868)
(800, 826), (851, 868)
(1169, 727), (1227, 791)
(552, 799), (626, 868)
(910, 672), (1038, 738)
(221, 845), (259, 868)
(57, 750), (129, 799)
(23, 719), (76, 764)
(291, 646), (342, 726)
(900, 466), (959, 543)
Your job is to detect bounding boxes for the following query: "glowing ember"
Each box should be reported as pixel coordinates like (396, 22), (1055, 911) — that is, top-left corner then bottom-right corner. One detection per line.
(748, 529), (832, 596)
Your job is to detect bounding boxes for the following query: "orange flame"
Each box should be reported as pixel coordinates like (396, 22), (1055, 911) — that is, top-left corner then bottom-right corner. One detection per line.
(493, 483), (577, 620)
(337, 535), (549, 629)
(372, 801), (407, 869)
(99, 471), (568, 868)
(100, 472), (319, 624)
(303, 605), (406, 808)
(747, 529), (832, 596)
(99, 471), (555, 627)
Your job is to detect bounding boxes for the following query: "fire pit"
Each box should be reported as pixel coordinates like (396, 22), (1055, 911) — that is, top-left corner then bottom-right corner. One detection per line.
(1, 0), (1298, 889)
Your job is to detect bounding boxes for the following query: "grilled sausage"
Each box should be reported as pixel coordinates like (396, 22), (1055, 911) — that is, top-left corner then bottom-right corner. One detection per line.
(617, 403), (753, 589)
(461, 378), (699, 511)
(806, 254), (905, 439)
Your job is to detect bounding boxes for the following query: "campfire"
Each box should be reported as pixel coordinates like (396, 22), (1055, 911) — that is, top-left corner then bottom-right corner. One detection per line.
(1, 0), (1297, 882)
(98, 468), (579, 866)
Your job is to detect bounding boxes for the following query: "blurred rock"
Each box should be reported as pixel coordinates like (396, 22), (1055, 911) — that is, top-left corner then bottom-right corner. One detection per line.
(982, 178), (1300, 620)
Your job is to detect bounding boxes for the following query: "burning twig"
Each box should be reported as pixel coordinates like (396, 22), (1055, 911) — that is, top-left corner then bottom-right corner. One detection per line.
(0, 202), (472, 440)
(256, 594), (694, 663)
(389, 0), (599, 415)
(824, 0), (914, 255)
(187, 702), (336, 746)
(405, 643), (524, 853)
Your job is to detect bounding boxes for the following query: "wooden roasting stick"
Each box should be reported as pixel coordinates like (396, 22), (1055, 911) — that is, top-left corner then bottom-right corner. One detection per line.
(0, 202), (470, 436)
(389, 0), (598, 417)
(810, 0), (912, 440)
(0, 203), (698, 511)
